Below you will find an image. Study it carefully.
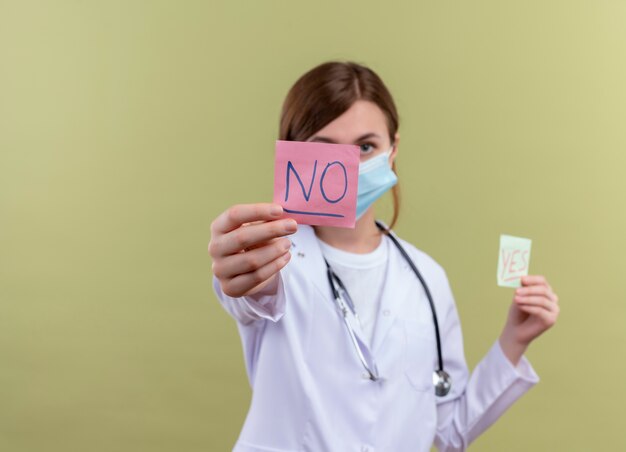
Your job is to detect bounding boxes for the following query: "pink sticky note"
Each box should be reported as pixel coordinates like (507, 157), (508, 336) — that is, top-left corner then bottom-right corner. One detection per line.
(273, 140), (360, 228)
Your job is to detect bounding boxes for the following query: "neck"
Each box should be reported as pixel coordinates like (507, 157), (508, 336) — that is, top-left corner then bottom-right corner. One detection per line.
(313, 210), (382, 253)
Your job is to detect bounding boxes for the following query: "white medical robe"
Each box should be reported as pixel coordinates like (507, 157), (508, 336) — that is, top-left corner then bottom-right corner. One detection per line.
(212, 225), (540, 451)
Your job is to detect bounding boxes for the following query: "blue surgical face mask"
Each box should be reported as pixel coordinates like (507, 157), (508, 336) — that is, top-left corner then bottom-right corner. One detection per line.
(356, 146), (397, 220)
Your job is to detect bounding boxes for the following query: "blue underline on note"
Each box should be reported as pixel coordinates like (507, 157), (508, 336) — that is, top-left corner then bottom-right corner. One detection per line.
(283, 208), (344, 218)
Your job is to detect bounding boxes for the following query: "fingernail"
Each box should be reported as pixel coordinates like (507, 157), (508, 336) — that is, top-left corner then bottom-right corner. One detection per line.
(284, 219), (297, 232)
(282, 239), (292, 251)
(270, 205), (283, 217)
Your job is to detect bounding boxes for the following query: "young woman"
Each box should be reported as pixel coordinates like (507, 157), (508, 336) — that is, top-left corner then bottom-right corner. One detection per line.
(208, 61), (560, 452)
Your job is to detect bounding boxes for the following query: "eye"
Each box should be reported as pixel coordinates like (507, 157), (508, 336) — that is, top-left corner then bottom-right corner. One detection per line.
(359, 143), (376, 154)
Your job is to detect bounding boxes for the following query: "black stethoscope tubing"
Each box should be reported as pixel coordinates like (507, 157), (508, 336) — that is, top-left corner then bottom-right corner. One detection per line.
(322, 220), (451, 396)
(375, 221), (444, 373)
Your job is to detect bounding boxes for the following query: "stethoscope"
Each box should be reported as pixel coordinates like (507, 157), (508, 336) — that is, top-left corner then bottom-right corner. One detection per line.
(323, 220), (452, 397)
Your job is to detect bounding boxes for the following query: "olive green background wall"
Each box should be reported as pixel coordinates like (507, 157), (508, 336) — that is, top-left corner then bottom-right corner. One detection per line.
(2, 1), (624, 451)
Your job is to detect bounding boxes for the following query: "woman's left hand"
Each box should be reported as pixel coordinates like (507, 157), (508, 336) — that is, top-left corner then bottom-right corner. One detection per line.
(499, 275), (560, 365)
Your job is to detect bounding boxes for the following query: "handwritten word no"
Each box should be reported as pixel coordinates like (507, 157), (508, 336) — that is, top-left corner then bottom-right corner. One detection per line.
(284, 160), (347, 218)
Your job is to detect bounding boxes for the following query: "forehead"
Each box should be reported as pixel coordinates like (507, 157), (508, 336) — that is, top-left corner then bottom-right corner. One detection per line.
(308, 100), (389, 142)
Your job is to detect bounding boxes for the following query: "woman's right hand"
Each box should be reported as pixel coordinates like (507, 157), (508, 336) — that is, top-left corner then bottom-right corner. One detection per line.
(208, 203), (297, 298)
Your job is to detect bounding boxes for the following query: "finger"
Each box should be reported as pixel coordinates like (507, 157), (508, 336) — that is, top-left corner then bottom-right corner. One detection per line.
(241, 220), (266, 228)
(521, 275), (556, 301)
(211, 203), (284, 235)
(222, 252), (291, 297)
(517, 304), (559, 327)
(521, 275), (549, 287)
(218, 218), (297, 256)
(516, 285), (551, 297)
(241, 236), (281, 252)
(517, 285), (559, 303)
(213, 238), (292, 279)
(514, 295), (556, 311)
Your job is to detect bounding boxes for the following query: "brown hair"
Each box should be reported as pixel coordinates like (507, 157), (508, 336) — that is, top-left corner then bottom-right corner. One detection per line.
(278, 60), (401, 229)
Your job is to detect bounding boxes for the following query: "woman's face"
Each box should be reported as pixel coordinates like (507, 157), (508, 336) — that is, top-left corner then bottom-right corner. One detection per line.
(306, 100), (399, 164)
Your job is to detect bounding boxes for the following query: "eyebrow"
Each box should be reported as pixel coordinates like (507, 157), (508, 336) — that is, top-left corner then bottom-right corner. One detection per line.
(309, 133), (382, 144)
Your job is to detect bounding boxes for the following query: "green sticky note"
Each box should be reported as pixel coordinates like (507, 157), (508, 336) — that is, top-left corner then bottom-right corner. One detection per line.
(497, 234), (532, 288)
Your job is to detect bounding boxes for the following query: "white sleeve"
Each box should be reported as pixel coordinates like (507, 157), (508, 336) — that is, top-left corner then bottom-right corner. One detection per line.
(212, 271), (288, 325)
(433, 269), (540, 451)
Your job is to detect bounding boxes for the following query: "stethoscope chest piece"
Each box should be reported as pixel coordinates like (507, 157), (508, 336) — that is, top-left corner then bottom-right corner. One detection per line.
(433, 369), (452, 397)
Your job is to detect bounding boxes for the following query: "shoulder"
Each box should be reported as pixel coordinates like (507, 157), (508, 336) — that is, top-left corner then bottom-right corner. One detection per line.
(393, 234), (447, 278)
(389, 232), (460, 317)
(387, 230), (454, 300)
